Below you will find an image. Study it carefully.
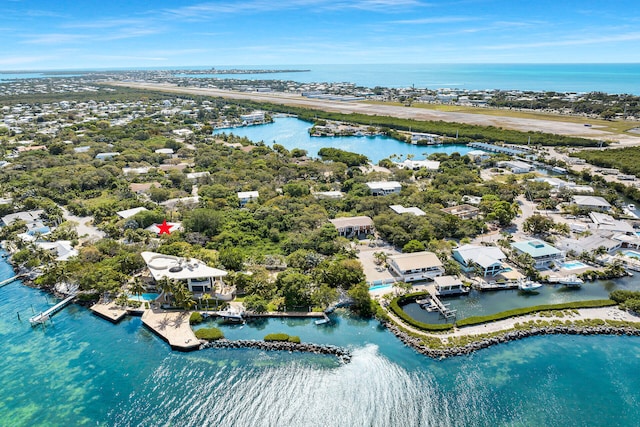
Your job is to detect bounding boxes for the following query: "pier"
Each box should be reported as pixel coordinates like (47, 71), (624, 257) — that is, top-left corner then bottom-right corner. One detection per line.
(0, 274), (22, 288)
(29, 294), (76, 326)
(421, 285), (457, 319)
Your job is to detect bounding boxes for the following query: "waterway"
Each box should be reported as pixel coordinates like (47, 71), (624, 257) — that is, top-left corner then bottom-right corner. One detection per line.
(3, 254), (640, 426)
(213, 116), (472, 164)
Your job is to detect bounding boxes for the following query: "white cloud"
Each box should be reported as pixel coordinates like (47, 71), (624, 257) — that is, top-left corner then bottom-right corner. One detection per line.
(482, 32), (640, 50)
(20, 33), (88, 45)
(391, 16), (475, 24)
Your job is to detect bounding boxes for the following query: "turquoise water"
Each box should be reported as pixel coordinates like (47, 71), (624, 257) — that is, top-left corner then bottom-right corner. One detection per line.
(404, 275), (640, 324)
(3, 251), (640, 425)
(178, 63), (640, 94)
(214, 117), (472, 163)
(561, 261), (588, 270)
(128, 292), (160, 302)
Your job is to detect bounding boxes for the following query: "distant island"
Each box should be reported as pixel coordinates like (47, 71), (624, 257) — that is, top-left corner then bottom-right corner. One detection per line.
(178, 68), (311, 75)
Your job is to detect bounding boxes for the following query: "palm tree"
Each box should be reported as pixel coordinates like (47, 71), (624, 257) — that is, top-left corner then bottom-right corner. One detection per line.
(130, 278), (146, 302)
(157, 278), (174, 305)
(201, 293), (213, 310)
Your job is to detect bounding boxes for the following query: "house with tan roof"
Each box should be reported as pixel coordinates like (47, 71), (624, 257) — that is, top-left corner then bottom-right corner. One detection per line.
(328, 216), (374, 238)
(387, 251), (444, 282)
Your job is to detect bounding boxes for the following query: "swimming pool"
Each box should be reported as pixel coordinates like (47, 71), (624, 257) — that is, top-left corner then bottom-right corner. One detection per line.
(368, 283), (393, 292)
(623, 250), (640, 260)
(561, 261), (588, 270)
(128, 293), (160, 302)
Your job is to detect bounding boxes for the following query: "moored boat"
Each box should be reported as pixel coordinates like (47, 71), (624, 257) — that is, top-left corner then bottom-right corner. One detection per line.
(518, 279), (543, 291)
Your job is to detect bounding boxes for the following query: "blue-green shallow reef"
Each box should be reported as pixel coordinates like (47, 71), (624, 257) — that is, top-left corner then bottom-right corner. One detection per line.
(2, 274), (640, 426)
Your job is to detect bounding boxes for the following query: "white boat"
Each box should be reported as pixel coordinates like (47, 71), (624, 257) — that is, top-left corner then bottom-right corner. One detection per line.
(314, 317), (330, 325)
(558, 275), (584, 287)
(518, 279), (543, 291)
(628, 204), (636, 211)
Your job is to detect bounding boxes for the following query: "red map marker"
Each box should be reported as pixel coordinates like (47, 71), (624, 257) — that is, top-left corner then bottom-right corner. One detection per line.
(157, 219), (173, 235)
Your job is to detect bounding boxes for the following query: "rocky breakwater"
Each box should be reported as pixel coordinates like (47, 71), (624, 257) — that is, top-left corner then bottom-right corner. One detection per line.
(201, 339), (352, 363)
(384, 322), (640, 359)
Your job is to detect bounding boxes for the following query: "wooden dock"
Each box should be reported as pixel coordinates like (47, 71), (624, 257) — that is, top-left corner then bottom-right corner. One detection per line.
(424, 285), (457, 319)
(29, 294), (76, 326)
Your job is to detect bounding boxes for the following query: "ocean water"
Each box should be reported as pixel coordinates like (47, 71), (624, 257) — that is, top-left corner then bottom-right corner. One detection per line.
(3, 258), (640, 426)
(179, 63), (640, 95)
(213, 116), (472, 163)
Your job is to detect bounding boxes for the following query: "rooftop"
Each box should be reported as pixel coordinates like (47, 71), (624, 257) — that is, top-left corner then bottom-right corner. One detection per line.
(512, 240), (562, 258)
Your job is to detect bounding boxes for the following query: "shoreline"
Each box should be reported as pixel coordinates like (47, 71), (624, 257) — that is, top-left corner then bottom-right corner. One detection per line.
(381, 306), (640, 359)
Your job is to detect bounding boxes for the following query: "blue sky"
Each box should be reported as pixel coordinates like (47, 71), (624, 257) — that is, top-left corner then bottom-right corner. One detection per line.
(2, 0), (640, 70)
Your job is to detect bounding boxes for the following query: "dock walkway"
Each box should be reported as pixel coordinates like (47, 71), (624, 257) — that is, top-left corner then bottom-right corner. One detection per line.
(90, 301), (129, 323)
(30, 294), (76, 325)
(424, 285), (457, 319)
(0, 274), (21, 288)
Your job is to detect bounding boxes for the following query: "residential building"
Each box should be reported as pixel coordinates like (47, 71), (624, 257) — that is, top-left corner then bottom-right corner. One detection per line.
(556, 231), (622, 255)
(240, 111), (265, 124)
(588, 212), (634, 234)
(366, 181), (401, 196)
(313, 191), (344, 200)
(141, 251), (231, 297)
(95, 152), (120, 160)
(387, 251), (445, 282)
(573, 195), (611, 212)
(452, 244), (506, 276)
(433, 275), (468, 295)
(441, 204), (480, 219)
(237, 191), (259, 206)
(328, 216), (374, 238)
(511, 240), (564, 269)
(395, 159), (440, 170)
(389, 205), (426, 216)
(498, 160), (534, 174)
(116, 207), (148, 219)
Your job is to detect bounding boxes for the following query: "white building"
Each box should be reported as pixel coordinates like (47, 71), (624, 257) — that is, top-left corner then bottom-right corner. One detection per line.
(452, 244), (506, 276)
(388, 251), (444, 282)
(141, 251), (231, 297)
(313, 191), (345, 200)
(116, 207), (148, 219)
(240, 111), (265, 123)
(328, 216), (374, 238)
(395, 159), (440, 170)
(573, 195), (611, 212)
(498, 160), (534, 174)
(366, 181), (401, 196)
(237, 191), (259, 206)
(389, 205), (426, 216)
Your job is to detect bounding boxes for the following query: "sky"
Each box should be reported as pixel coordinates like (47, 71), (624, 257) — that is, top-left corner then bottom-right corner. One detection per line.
(2, 0), (640, 70)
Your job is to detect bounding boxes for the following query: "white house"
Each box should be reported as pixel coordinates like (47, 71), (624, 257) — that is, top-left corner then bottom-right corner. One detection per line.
(452, 244), (506, 276)
(433, 275), (468, 295)
(95, 152), (120, 161)
(141, 251), (231, 298)
(237, 191), (259, 206)
(498, 160), (534, 174)
(366, 181), (401, 196)
(116, 207), (148, 219)
(395, 160), (440, 171)
(573, 195), (611, 211)
(35, 241), (78, 261)
(328, 216), (374, 238)
(387, 251), (444, 282)
(588, 212), (634, 234)
(313, 191), (344, 200)
(389, 205), (426, 216)
(556, 232), (622, 255)
(240, 111), (265, 124)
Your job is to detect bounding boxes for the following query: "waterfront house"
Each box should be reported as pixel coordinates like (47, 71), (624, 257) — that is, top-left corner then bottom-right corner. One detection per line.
(141, 251), (231, 298)
(240, 111), (265, 124)
(588, 212), (634, 234)
(35, 240), (78, 261)
(410, 133), (441, 145)
(440, 204), (480, 220)
(452, 244), (506, 276)
(387, 251), (444, 282)
(433, 275), (467, 295)
(237, 191), (259, 206)
(556, 231), (622, 255)
(1, 209), (50, 236)
(573, 195), (611, 212)
(511, 240), (564, 269)
(466, 150), (490, 162)
(366, 181), (401, 196)
(389, 205), (426, 216)
(328, 216), (374, 239)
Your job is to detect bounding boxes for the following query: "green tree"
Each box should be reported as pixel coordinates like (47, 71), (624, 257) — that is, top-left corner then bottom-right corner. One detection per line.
(275, 270), (312, 308)
(523, 214), (555, 235)
(347, 282), (374, 317)
(402, 239), (425, 253)
(244, 294), (268, 313)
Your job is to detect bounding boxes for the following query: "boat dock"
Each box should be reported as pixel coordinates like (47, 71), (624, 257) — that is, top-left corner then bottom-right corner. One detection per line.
(422, 285), (457, 319)
(29, 294), (76, 326)
(474, 280), (519, 291)
(0, 274), (22, 288)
